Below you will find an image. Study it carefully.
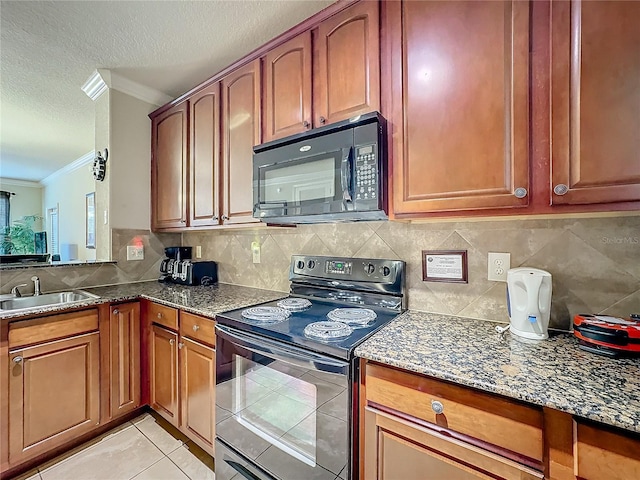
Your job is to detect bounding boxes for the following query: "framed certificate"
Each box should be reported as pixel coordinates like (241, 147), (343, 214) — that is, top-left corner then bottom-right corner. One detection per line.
(422, 250), (468, 283)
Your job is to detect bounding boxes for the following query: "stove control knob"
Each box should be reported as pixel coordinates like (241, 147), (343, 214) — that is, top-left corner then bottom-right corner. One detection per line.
(365, 263), (376, 274)
(381, 266), (391, 276)
(296, 260), (305, 269)
(307, 260), (316, 269)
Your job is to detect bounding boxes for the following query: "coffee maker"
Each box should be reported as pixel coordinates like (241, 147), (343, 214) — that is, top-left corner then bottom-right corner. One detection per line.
(159, 247), (218, 286)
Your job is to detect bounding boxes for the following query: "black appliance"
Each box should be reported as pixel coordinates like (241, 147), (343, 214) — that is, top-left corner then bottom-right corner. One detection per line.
(159, 246), (218, 286)
(215, 255), (405, 480)
(253, 112), (387, 224)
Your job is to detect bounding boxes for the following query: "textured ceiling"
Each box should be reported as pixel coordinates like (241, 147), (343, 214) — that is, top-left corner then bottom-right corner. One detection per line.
(0, 0), (333, 181)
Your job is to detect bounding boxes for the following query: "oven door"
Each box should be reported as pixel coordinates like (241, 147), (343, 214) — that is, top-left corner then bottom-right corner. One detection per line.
(215, 325), (350, 480)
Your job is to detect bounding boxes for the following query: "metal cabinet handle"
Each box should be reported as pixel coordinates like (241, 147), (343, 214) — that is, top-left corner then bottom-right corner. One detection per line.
(431, 400), (444, 415)
(303, 120), (310, 129)
(113, 309), (119, 315)
(514, 187), (527, 199)
(193, 325), (200, 332)
(319, 116), (326, 125)
(169, 339), (175, 346)
(554, 184), (569, 195)
(178, 342), (184, 349)
(157, 313), (163, 319)
(13, 356), (23, 364)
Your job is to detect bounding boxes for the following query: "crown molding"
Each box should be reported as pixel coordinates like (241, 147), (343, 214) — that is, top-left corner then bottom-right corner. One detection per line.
(81, 70), (108, 100)
(0, 178), (42, 188)
(40, 150), (96, 186)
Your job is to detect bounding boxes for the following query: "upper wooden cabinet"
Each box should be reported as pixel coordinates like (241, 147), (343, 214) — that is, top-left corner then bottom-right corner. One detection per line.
(190, 82), (221, 227)
(151, 102), (188, 229)
(390, 0), (530, 215)
(314, 0), (380, 126)
(109, 303), (141, 419)
(550, 0), (640, 205)
(221, 59), (262, 225)
(263, 32), (312, 142)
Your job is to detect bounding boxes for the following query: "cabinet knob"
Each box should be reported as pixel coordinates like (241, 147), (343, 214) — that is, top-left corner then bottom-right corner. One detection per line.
(193, 324), (200, 332)
(303, 120), (310, 129)
(113, 309), (119, 315)
(169, 339), (175, 346)
(181, 219), (186, 223)
(431, 400), (444, 415)
(514, 187), (527, 199)
(212, 216), (218, 221)
(178, 342), (184, 349)
(13, 356), (23, 364)
(157, 313), (163, 319)
(221, 215), (229, 221)
(319, 116), (326, 125)
(553, 184), (569, 196)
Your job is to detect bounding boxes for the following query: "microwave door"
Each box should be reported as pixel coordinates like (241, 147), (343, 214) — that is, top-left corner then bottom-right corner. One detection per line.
(340, 147), (354, 211)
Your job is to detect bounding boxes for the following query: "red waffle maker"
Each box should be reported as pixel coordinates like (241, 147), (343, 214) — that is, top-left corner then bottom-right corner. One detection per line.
(573, 314), (640, 357)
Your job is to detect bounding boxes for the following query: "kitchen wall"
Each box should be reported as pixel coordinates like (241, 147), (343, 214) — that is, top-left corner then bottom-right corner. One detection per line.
(0, 228), (180, 295)
(183, 214), (640, 331)
(95, 90), (111, 261)
(0, 180), (43, 231)
(42, 163), (96, 261)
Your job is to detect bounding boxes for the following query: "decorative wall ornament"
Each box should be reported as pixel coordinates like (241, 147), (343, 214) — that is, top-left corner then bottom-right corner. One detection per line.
(93, 148), (108, 181)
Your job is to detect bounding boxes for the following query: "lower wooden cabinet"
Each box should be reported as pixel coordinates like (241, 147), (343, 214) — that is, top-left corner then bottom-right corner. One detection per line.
(150, 324), (180, 426)
(364, 408), (542, 480)
(8, 331), (100, 464)
(180, 337), (215, 452)
(109, 303), (141, 418)
(147, 305), (216, 454)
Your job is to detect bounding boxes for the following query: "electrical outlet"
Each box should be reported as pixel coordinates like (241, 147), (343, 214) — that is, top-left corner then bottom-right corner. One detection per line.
(487, 252), (510, 282)
(126, 245), (144, 261)
(195, 245), (202, 259)
(251, 241), (261, 264)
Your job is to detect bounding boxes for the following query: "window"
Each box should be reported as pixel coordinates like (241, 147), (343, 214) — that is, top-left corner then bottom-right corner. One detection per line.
(47, 206), (59, 255)
(0, 191), (11, 254)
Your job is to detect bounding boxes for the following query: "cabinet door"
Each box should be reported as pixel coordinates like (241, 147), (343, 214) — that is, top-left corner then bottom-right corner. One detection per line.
(314, 0), (380, 126)
(221, 59), (261, 225)
(190, 82), (222, 227)
(180, 337), (215, 454)
(364, 408), (543, 480)
(8, 332), (100, 464)
(110, 303), (141, 418)
(151, 102), (189, 229)
(390, 0), (530, 214)
(263, 32), (312, 142)
(551, 0), (640, 205)
(150, 325), (179, 427)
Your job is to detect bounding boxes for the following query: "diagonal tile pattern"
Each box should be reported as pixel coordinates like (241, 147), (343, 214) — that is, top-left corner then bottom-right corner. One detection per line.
(13, 413), (213, 480)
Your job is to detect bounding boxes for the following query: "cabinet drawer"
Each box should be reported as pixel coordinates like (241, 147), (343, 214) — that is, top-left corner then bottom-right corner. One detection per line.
(148, 302), (178, 330)
(8, 309), (99, 348)
(180, 312), (215, 347)
(575, 421), (640, 480)
(365, 363), (543, 462)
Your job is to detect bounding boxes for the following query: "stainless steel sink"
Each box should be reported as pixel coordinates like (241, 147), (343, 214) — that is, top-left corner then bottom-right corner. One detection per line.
(0, 290), (100, 313)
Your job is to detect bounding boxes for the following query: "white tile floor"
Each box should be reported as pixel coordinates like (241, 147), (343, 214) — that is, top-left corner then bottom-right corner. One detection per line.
(12, 413), (215, 480)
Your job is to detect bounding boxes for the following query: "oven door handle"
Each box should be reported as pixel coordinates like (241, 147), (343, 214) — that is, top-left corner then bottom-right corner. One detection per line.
(216, 325), (349, 371)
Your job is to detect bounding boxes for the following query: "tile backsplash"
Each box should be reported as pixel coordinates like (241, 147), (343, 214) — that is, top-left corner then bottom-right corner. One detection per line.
(183, 215), (640, 331)
(0, 229), (180, 295)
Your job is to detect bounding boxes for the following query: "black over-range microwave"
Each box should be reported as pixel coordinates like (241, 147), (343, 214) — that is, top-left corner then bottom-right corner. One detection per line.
(253, 112), (387, 224)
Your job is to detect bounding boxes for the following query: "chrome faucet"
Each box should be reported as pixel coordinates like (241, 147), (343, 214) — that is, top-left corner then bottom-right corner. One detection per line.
(31, 276), (41, 296)
(10, 284), (28, 297)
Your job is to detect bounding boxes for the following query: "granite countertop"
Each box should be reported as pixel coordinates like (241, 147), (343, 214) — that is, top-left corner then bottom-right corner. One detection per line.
(0, 281), (287, 321)
(355, 311), (640, 434)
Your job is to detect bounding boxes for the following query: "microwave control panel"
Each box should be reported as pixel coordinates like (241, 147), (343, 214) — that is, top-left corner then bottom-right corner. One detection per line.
(355, 144), (378, 201)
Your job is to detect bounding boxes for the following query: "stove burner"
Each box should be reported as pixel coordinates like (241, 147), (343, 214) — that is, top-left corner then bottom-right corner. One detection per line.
(328, 292), (363, 303)
(241, 306), (290, 324)
(304, 321), (353, 341)
(277, 298), (312, 312)
(327, 308), (377, 327)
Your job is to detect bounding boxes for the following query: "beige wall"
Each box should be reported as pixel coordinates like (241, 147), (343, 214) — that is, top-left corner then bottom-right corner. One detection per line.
(95, 90), (111, 261)
(183, 215), (640, 331)
(42, 165), (96, 261)
(0, 180), (43, 231)
(109, 90), (154, 231)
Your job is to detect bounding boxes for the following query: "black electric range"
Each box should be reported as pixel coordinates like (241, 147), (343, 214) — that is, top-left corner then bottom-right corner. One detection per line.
(214, 255), (405, 480)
